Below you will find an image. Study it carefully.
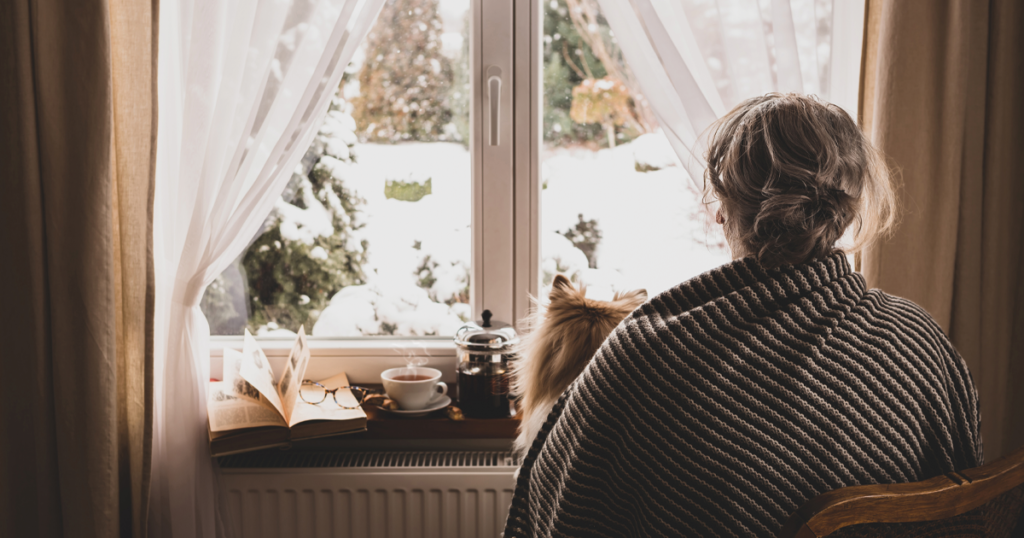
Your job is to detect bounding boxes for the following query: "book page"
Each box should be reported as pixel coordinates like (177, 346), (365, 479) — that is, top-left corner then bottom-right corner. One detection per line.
(277, 326), (310, 423)
(238, 330), (286, 419)
(208, 382), (287, 432)
(288, 371), (365, 428)
(222, 349), (263, 404)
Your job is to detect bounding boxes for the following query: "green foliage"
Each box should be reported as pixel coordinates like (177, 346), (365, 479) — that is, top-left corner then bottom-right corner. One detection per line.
(543, 1), (605, 146)
(571, 77), (632, 148)
(542, 53), (578, 144)
(543, 0), (650, 148)
(352, 0), (456, 143)
(635, 161), (661, 173)
(385, 177), (432, 202)
(561, 213), (602, 268)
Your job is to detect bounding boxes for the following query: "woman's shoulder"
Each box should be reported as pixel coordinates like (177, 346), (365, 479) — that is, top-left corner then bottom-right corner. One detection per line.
(856, 287), (954, 343)
(844, 286), (977, 405)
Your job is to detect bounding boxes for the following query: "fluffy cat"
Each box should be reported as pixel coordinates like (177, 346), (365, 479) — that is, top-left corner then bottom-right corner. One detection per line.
(511, 273), (647, 460)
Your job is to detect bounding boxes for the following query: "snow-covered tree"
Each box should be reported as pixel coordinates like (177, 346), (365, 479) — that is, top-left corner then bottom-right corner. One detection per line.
(351, 0), (456, 143)
(242, 97), (369, 332)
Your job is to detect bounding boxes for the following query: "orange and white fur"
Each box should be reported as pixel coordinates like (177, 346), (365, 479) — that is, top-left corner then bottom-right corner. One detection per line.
(511, 274), (647, 460)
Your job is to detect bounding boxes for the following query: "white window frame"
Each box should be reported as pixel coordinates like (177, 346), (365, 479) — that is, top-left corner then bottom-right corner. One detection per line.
(474, 0), (541, 329)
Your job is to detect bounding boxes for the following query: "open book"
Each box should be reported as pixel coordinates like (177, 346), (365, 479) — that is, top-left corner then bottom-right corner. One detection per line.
(208, 327), (367, 456)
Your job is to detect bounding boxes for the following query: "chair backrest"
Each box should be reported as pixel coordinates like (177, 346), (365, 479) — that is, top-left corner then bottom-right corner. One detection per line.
(777, 445), (1024, 538)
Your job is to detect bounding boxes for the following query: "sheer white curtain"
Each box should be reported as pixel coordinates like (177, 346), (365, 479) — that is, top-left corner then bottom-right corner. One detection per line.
(595, 0), (866, 185)
(151, 0), (384, 535)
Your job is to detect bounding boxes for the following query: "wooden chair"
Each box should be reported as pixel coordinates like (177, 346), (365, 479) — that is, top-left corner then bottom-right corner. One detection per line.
(777, 446), (1024, 538)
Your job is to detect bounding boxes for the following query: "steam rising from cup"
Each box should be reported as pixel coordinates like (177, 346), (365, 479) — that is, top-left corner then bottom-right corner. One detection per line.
(391, 340), (429, 368)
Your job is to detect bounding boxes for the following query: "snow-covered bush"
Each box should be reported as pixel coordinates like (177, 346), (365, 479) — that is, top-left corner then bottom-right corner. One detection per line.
(632, 132), (681, 172)
(541, 232), (590, 287)
(313, 280), (466, 337)
(414, 242), (470, 308)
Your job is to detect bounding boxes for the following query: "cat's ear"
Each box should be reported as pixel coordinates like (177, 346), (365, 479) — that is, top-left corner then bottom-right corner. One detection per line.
(550, 274), (573, 297)
(613, 288), (648, 305)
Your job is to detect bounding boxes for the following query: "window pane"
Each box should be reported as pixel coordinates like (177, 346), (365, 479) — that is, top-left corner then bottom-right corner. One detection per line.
(202, 0), (472, 337)
(540, 0), (731, 300)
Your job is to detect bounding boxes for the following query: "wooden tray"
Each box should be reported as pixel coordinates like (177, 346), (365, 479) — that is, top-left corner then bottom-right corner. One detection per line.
(349, 383), (520, 440)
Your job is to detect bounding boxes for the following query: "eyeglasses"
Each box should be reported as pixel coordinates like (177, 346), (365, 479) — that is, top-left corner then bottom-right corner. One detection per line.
(299, 380), (379, 409)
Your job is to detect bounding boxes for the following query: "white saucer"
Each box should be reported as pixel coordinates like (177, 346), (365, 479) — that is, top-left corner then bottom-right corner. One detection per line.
(375, 394), (451, 417)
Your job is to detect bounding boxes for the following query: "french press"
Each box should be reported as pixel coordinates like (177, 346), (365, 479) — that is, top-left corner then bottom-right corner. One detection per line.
(453, 310), (518, 418)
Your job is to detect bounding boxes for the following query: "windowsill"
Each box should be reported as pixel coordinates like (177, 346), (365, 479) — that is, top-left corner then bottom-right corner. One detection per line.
(208, 336), (517, 444)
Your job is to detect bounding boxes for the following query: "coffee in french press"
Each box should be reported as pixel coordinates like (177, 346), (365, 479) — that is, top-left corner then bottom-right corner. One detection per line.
(453, 310), (518, 418)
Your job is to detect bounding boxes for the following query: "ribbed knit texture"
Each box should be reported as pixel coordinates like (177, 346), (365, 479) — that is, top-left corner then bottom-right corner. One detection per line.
(504, 253), (983, 537)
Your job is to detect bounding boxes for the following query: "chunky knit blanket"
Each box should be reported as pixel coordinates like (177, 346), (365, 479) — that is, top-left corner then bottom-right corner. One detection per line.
(505, 253), (983, 537)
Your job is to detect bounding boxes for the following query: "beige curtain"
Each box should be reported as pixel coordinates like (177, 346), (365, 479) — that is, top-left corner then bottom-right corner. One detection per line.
(0, 0), (157, 536)
(860, 0), (1024, 461)
(110, 0), (158, 536)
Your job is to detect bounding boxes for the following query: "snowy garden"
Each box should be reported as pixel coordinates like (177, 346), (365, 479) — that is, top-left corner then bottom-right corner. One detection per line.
(200, 0), (730, 337)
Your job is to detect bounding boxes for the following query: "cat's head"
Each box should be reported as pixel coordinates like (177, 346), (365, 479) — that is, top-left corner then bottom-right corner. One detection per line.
(545, 273), (647, 332)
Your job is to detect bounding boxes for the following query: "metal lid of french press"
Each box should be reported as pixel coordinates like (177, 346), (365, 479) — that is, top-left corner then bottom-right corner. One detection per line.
(453, 310), (519, 352)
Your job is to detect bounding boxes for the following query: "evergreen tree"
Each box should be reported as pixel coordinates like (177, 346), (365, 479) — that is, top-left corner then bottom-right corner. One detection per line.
(543, 0), (606, 146)
(352, 0), (456, 143)
(242, 97), (369, 332)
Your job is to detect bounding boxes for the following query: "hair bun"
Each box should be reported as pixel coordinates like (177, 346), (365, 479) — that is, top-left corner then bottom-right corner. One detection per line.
(705, 93), (897, 269)
(749, 180), (857, 268)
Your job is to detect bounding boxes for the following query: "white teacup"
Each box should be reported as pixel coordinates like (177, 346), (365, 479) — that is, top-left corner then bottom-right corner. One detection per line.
(381, 367), (448, 410)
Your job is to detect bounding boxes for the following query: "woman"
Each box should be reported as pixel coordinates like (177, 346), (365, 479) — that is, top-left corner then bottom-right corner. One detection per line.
(504, 94), (982, 537)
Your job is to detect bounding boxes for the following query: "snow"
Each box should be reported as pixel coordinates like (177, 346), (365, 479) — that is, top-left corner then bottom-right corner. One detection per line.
(311, 130), (730, 337)
(274, 176), (334, 245)
(541, 232), (590, 280)
(332, 142), (471, 294)
(539, 132), (730, 297)
(255, 322), (298, 338)
(440, 33), (464, 57)
(630, 132), (682, 171)
(313, 142), (472, 336)
(313, 282), (464, 337)
(309, 246), (328, 260)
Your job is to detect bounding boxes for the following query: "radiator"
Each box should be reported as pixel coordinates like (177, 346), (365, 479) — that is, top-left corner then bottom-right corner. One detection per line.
(218, 451), (518, 538)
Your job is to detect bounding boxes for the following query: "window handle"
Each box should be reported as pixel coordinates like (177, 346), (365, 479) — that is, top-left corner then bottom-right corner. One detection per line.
(487, 66), (502, 146)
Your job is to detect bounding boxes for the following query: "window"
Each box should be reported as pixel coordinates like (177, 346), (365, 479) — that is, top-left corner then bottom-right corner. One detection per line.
(203, 0), (857, 344)
(203, 0), (473, 338)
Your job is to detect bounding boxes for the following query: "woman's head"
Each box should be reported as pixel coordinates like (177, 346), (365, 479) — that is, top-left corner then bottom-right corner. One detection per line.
(705, 93), (897, 269)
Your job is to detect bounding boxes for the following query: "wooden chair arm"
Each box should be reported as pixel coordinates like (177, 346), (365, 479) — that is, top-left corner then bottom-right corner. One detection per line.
(777, 445), (1024, 538)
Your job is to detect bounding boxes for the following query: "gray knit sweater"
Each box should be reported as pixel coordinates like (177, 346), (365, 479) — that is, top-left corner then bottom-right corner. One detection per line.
(504, 253), (983, 537)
